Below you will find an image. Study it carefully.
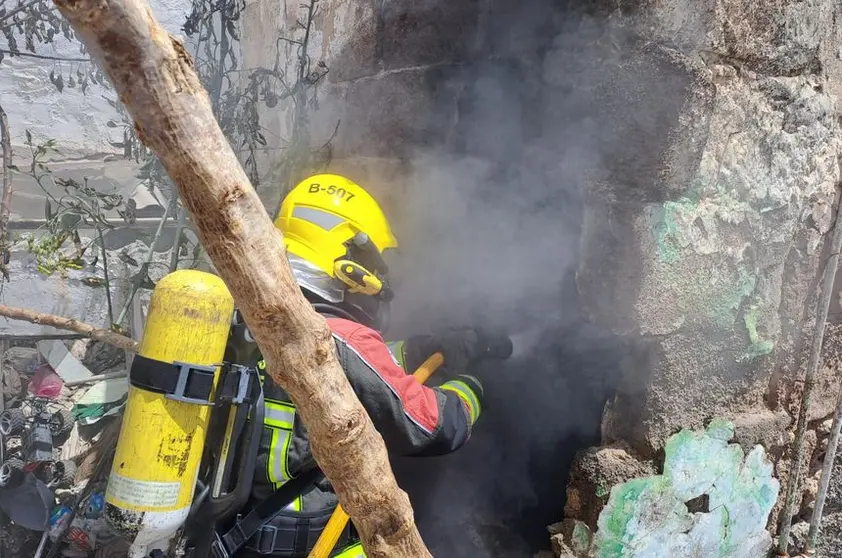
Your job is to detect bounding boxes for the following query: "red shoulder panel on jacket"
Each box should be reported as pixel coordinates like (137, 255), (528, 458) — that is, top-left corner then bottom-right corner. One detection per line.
(327, 318), (440, 433)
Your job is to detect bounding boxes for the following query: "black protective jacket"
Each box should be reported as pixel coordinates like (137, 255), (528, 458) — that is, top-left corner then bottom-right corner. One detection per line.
(238, 310), (483, 557)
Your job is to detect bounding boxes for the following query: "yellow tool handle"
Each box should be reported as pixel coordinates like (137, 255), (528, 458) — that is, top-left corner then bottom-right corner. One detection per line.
(307, 351), (445, 558)
(308, 506), (350, 558)
(411, 351), (445, 384)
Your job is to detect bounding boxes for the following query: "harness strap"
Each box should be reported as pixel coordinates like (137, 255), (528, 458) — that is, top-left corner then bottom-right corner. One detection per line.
(210, 467), (324, 558)
(246, 507), (352, 556)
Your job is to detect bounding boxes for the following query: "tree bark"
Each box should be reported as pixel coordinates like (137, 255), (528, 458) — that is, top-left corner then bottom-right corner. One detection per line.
(50, 2), (431, 556)
(0, 304), (140, 352)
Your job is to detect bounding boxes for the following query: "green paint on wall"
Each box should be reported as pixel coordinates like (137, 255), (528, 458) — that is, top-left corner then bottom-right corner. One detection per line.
(571, 521), (593, 555)
(596, 481), (609, 498)
(652, 199), (697, 264)
(704, 266), (757, 330)
(590, 419), (779, 557)
(740, 305), (774, 361)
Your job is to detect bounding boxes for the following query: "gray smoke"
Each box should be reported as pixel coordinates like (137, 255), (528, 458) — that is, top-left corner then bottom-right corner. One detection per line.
(372, 4), (633, 556)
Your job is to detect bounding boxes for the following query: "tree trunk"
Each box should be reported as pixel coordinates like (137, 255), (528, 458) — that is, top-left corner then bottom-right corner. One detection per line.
(0, 304), (140, 352)
(50, 2), (431, 557)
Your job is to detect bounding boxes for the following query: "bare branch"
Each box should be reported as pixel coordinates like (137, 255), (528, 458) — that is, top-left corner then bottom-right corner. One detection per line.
(0, 303), (139, 351)
(0, 0), (42, 27)
(0, 48), (91, 62)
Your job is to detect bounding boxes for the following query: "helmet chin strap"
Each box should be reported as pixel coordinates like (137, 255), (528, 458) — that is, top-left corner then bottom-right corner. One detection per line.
(291, 260), (389, 332)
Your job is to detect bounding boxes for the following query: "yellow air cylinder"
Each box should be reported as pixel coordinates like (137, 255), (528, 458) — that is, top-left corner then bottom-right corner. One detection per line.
(104, 270), (234, 557)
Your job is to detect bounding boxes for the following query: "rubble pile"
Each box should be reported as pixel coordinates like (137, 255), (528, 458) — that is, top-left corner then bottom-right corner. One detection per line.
(0, 339), (129, 557)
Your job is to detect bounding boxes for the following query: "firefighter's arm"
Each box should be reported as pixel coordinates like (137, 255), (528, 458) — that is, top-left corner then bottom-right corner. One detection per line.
(328, 318), (481, 457)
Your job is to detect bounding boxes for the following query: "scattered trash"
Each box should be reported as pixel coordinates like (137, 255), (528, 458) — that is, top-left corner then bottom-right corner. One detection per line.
(64, 371), (127, 388)
(71, 376), (127, 426)
(37, 340), (94, 384)
(0, 398), (77, 495)
(3, 365), (26, 405)
(49, 506), (74, 535)
(73, 377), (127, 406)
(47, 488), (116, 555)
(0, 473), (55, 531)
(2, 340), (124, 557)
(28, 365), (64, 399)
(72, 404), (123, 427)
(5, 347), (42, 375)
(84, 492), (104, 519)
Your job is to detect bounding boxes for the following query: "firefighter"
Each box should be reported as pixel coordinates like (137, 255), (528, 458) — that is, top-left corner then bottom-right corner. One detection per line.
(236, 173), (511, 557)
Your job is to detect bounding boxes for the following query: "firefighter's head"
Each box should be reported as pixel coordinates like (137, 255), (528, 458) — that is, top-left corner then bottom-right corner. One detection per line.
(274, 173), (398, 331)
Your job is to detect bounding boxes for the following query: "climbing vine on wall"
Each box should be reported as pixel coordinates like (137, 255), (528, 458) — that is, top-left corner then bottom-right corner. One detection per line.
(126, 0), (335, 220)
(267, 0), (335, 217)
(1, 0), (337, 322)
(12, 131), (130, 327)
(0, 0), (107, 281)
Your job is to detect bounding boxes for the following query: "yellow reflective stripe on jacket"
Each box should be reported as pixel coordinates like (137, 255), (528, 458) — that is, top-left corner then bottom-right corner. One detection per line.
(268, 428), (293, 486)
(265, 399), (296, 487)
(333, 542), (366, 558)
(283, 495), (302, 512)
(265, 400), (295, 430)
(441, 380), (481, 425)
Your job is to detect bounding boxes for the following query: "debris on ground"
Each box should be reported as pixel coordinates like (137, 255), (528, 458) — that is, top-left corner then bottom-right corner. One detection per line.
(38, 341), (95, 384)
(0, 339), (127, 557)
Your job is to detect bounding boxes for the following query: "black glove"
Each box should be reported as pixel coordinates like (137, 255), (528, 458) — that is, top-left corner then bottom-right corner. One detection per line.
(404, 326), (512, 374)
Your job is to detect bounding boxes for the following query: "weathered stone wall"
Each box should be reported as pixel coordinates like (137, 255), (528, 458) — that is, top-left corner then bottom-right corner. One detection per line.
(567, 2), (842, 552)
(241, 0), (842, 555)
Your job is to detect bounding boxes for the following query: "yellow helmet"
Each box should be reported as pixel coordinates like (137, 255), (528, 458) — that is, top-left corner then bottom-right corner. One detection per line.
(274, 174), (398, 326)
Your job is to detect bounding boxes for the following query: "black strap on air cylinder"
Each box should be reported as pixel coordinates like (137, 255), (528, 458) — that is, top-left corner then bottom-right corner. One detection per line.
(130, 354), (217, 405)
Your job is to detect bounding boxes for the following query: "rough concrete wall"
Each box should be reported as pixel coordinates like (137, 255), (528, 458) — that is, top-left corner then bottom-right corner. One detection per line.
(579, 0), (841, 445)
(241, 0), (842, 554)
(564, 0), (842, 552)
(0, 0), (190, 157)
(0, 1), (191, 231)
(240, 0), (521, 217)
